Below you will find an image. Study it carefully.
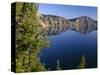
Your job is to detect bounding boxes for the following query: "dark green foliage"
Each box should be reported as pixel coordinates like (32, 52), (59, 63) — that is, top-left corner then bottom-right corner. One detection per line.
(15, 2), (48, 72)
(78, 55), (86, 69)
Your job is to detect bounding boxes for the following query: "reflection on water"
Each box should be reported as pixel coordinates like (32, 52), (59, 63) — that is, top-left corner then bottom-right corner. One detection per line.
(40, 30), (97, 70)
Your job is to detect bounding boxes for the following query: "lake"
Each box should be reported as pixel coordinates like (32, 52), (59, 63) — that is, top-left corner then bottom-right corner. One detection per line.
(40, 30), (97, 70)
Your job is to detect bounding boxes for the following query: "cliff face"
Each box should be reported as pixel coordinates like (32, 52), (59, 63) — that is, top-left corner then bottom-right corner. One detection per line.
(39, 14), (97, 35)
(69, 16), (97, 33)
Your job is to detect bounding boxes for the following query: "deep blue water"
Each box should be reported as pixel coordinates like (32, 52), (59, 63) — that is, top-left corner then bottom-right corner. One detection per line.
(40, 30), (97, 70)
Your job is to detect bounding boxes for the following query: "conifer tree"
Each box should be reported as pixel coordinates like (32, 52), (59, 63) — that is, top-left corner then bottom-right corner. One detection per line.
(15, 2), (48, 72)
(57, 59), (61, 70)
(78, 55), (86, 69)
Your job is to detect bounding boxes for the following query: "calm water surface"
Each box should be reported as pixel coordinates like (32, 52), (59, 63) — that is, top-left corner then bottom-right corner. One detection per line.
(40, 30), (97, 70)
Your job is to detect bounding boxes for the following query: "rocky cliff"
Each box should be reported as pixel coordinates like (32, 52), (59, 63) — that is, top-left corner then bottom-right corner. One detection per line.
(39, 14), (97, 35)
(69, 16), (97, 33)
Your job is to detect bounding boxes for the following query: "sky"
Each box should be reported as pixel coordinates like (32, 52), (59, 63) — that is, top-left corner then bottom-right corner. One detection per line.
(38, 3), (97, 20)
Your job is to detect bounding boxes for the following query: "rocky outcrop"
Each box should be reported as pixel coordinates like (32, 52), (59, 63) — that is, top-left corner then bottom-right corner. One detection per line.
(69, 16), (97, 33)
(39, 14), (97, 35)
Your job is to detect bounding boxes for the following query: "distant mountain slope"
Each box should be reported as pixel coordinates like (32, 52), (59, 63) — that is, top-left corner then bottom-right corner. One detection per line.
(39, 14), (97, 35)
(69, 16), (97, 33)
